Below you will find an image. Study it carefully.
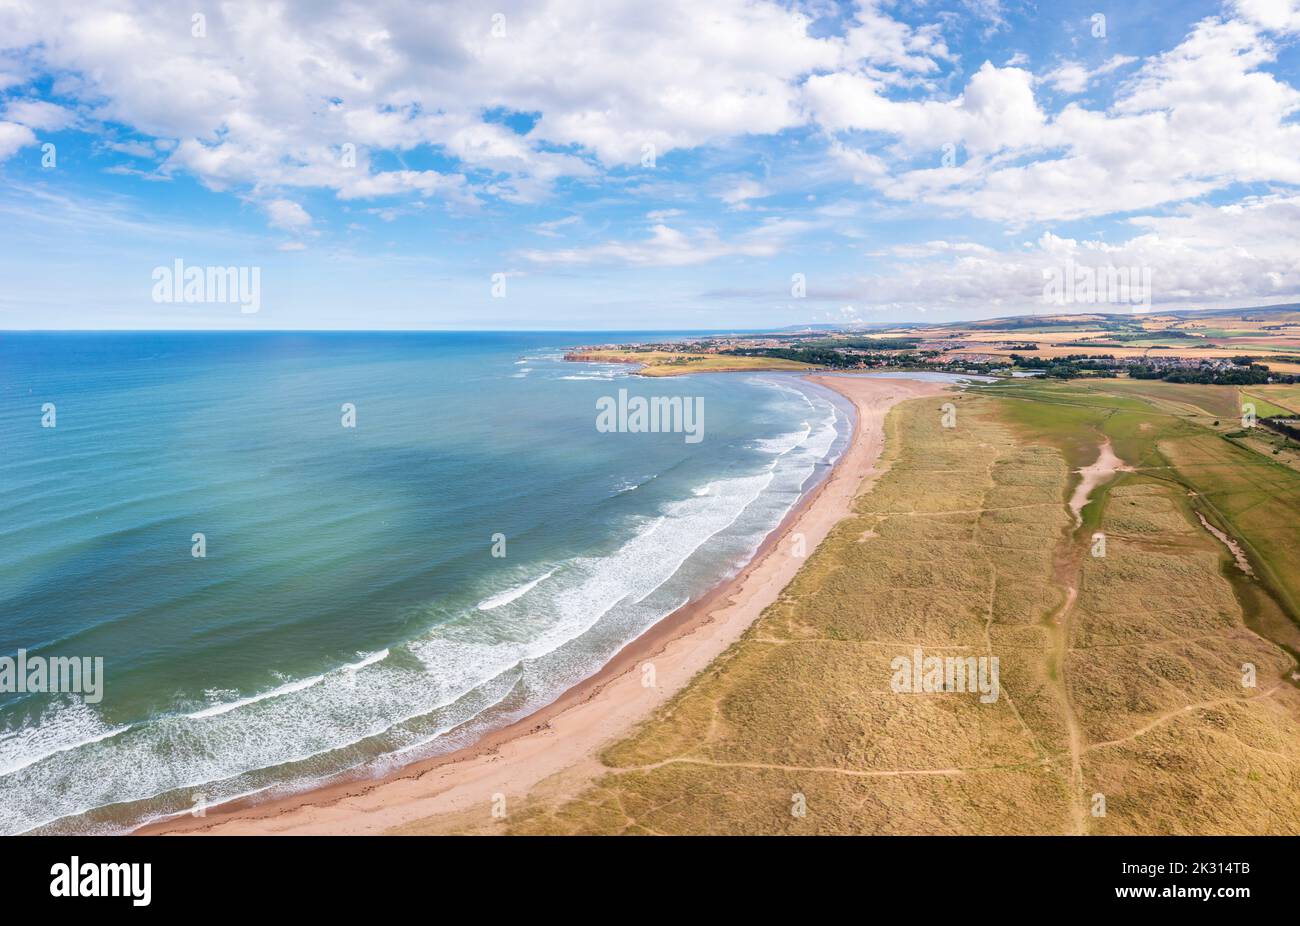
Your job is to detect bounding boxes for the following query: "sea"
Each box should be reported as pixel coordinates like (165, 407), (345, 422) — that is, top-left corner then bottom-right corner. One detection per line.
(0, 331), (853, 833)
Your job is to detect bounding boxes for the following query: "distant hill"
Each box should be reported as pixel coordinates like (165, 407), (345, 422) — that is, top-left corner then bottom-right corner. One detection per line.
(901, 302), (1300, 334)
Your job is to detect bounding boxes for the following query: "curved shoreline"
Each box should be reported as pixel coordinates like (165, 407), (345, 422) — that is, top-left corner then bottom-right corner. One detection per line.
(139, 374), (949, 836)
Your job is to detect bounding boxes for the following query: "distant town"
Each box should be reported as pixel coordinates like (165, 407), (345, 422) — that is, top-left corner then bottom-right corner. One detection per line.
(567, 305), (1300, 386)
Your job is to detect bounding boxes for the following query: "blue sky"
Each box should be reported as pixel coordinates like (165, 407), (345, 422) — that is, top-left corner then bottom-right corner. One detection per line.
(1, 0), (1299, 329)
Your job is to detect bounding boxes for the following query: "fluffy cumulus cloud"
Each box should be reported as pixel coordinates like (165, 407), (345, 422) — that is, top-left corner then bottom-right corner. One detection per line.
(805, 60), (1044, 154)
(263, 198), (312, 232)
(834, 194), (1300, 316)
(3, 99), (76, 130)
(822, 4), (1300, 224)
(5, 0), (1295, 218)
(0, 0), (841, 201)
(0, 119), (35, 159)
(2, 0), (1300, 317)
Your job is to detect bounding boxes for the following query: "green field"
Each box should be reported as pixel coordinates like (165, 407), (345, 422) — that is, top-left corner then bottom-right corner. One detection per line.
(983, 378), (1300, 651)
(1243, 385), (1300, 416)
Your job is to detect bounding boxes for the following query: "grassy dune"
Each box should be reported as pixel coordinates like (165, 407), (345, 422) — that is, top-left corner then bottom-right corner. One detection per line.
(1072, 479), (1300, 833)
(506, 383), (1300, 835)
(511, 392), (1074, 834)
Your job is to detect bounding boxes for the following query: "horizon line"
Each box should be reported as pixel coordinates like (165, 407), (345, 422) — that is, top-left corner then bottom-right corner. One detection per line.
(2, 299), (1297, 335)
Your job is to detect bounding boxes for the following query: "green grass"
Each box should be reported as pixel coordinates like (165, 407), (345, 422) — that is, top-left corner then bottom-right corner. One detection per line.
(1248, 385), (1300, 414)
(984, 379), (1300, 638)
(1164, 434), (1300, 623)
(1241, 390), (1298, 418)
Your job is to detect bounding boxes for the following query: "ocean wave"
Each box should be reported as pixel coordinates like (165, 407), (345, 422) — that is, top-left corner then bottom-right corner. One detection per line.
(611, 473), (657, 496)
(0, 700), (131, 778)
(751, 422), (812, 456)
(5, 468), (781, 833)
(0, 378), (850, 835)
(186, 646), (390, 721)
(187, 673), (327, 720)
(476, 569), (558, 611)
(343, 649), (390, 671)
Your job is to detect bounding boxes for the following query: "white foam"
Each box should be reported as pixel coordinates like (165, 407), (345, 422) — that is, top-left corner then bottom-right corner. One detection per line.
(343, 649), (389, 671)
(0, 378), (852, 836)
(187, 674), (326, 719)
(612, 473), (657, 496)
(0, 700), (130, 778)
(476, 569), (558, 611)
(752, 422), (811, 456)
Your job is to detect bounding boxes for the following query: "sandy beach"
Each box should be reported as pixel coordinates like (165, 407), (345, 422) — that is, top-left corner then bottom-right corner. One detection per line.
(140, 374), (950, 836)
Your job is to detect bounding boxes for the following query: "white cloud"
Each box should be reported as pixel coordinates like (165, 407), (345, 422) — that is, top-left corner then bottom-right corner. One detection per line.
(838, 194), (1300, 314)
(0, 0), (844, 216)
(533, 215), (579, 237)
(264, 199), (312, 232)
(0, 120), (36, 160)
(1234, 0), (1300, 32)
(718, 178), (768, 208)
(871, 240), (997, 259)
(3, 99), (75, 130)
(820, 11), (1300, 224)
(1044, 63), (1090, 94)
(520, 219), (807, 267)
(837, 1), (950, 73)
(101, 138), (155, 158)
(2, 0), (1300, 290)
(1043, 55), (1137, 94)
(804, 61), (1044, 155)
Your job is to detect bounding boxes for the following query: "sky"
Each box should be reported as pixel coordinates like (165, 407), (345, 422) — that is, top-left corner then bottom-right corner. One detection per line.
(1, 0), (1300, 330)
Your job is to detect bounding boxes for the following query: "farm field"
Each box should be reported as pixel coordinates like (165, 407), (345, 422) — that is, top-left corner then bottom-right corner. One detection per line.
(882, 305), (1300, 375)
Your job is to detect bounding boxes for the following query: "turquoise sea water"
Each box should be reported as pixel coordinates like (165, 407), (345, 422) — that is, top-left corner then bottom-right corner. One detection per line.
(0, 332), (852, 833)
